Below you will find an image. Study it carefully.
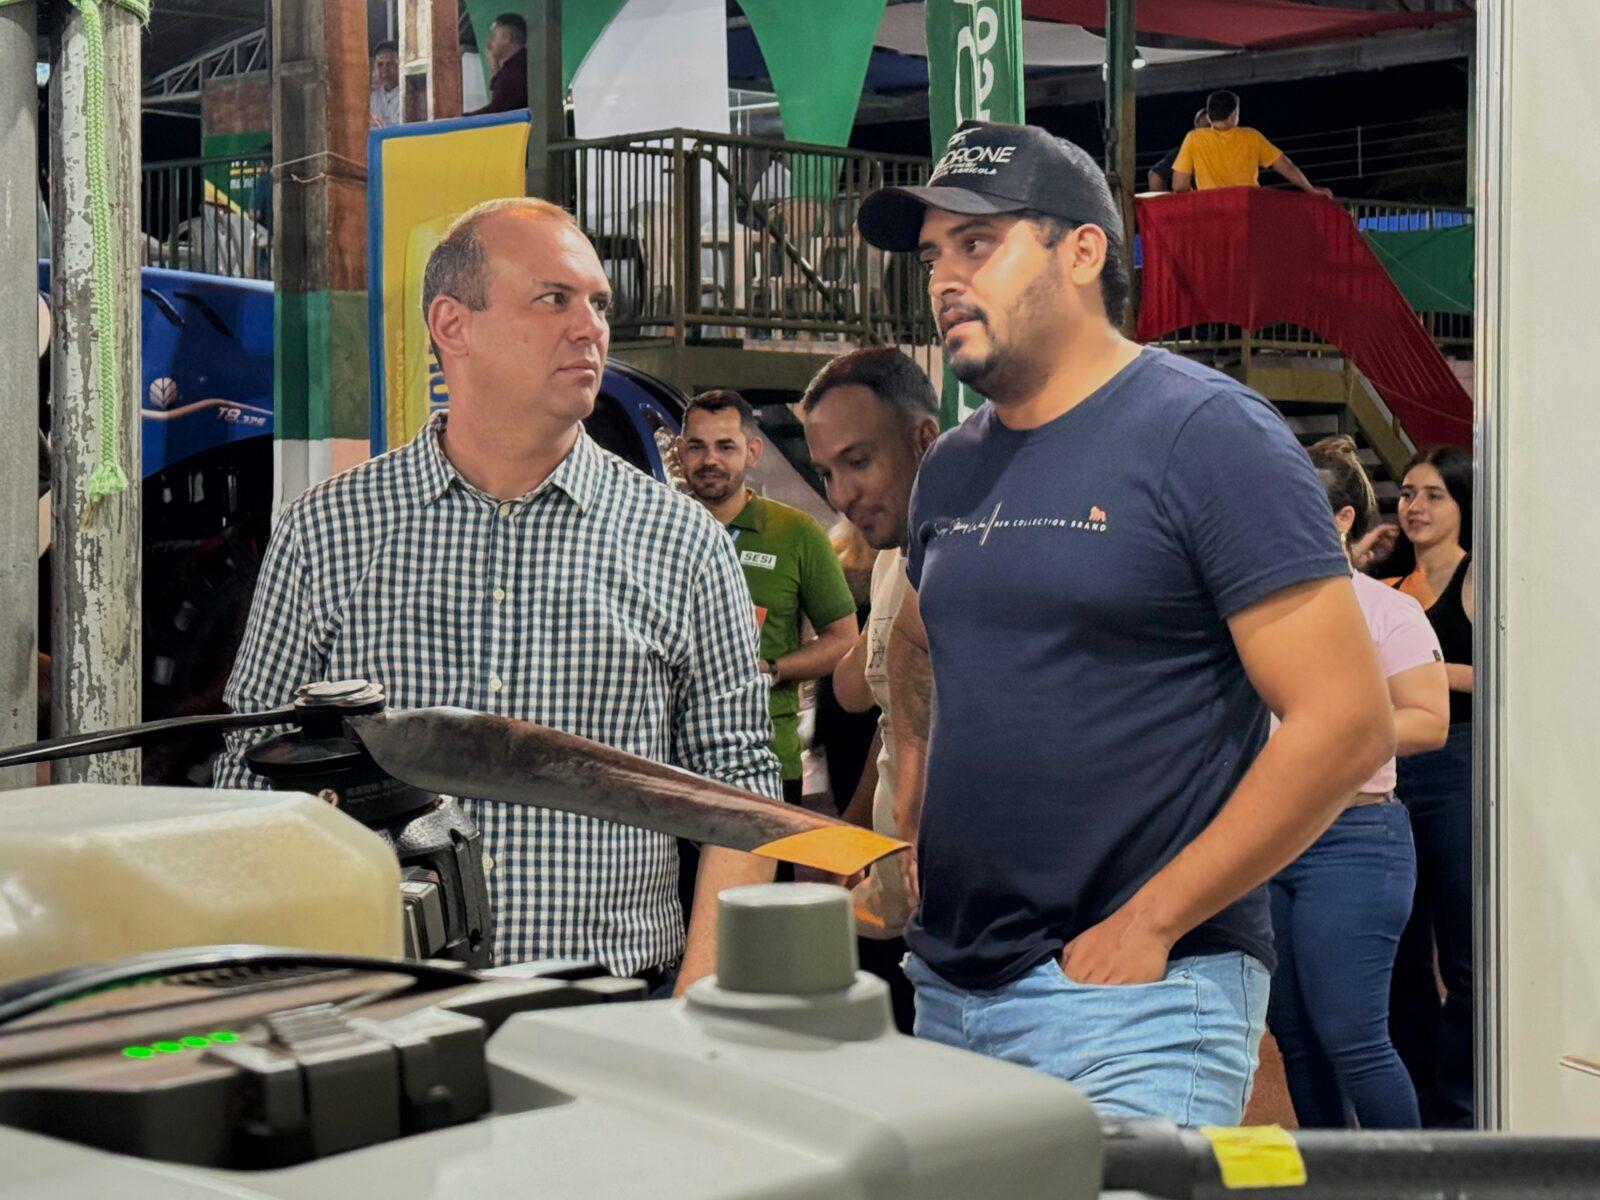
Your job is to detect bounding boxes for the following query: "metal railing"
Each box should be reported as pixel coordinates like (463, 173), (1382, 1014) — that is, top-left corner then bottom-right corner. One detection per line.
(553, 129), (934, 348)
(1344, 196), (1472, 232)
(141, 153), (273, 281)
(1149, 195), (1475, 358)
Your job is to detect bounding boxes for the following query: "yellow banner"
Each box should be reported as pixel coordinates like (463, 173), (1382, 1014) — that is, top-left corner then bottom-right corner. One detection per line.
(369, 115), (531, 452)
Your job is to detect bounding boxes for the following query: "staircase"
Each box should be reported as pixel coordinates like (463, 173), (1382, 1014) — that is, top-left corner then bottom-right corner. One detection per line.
(1228, 353), (1413, 508)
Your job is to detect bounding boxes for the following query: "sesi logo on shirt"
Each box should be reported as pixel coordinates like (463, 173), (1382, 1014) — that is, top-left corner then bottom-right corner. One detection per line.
(740, 550), (778, 570)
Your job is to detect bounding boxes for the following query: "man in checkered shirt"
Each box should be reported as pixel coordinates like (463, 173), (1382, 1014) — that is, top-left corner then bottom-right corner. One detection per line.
(216, 197), (782, 992)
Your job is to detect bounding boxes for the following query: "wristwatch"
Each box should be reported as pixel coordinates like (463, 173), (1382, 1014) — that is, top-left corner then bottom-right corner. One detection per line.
(762, 658), (780, 682)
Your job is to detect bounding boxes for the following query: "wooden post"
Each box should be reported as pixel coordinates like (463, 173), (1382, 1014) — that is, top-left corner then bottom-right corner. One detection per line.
(399, 0), (462, 121)
(272, 0), (370, 504)
(48, 0), (142, 782)
(525, 0), (565, 205)
(1104, 0), (1138, 332)
(429, 0), (462, 120)
(0, 1), (38, 786)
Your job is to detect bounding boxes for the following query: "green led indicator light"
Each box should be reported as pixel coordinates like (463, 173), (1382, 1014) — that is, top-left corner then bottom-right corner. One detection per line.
(124, 1034), (239, 1060)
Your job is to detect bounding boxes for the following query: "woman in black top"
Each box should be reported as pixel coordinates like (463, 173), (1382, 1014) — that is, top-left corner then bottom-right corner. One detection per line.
(1380, 444), (1475, 1128)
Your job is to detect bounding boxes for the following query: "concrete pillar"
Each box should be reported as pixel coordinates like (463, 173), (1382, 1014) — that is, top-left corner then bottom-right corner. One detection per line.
(0, 1), (38, 785)
(48, 0), (143, 781)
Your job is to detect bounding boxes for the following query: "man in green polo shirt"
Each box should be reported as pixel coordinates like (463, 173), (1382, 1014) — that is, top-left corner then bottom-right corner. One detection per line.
(679, 390), (858, 802)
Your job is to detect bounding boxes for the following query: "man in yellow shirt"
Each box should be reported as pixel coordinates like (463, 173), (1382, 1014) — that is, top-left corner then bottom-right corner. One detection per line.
(1173, 90), (1332, 198)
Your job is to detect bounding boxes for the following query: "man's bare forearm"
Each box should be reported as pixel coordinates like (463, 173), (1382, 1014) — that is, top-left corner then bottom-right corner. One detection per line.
(775, 618), (857, 685)
(832, 628), (875, 714)
(839, 731), (880, 829)
(1271, 153), (1326, 195)
(1122, 705), (1392, 947)
(675, 846), (775, 995)
(887, 628), (931, 842)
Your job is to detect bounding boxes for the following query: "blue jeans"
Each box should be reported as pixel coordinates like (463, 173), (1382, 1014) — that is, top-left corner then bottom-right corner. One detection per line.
(1391, 722), (1475, 1127)
(1268, 802), (1419, 1128)
(903, 950), (1270, 1126)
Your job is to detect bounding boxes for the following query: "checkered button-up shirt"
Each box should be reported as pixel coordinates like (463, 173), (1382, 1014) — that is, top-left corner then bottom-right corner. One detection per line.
(216, 414), (781, 974)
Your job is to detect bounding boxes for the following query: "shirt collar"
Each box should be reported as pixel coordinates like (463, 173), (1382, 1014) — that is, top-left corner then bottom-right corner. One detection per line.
(727, 490), (766, 533)
(408, 411), (601, 514)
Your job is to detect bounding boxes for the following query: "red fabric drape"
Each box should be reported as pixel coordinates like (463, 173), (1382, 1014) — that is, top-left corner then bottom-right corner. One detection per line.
(1135, 188), (1471, 447)
(1024, 0), (1467, 50)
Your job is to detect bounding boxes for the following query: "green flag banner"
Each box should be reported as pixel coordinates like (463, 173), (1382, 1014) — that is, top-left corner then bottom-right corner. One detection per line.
(738, 0), (887, 203)
(739, 0), (886, 149)
(1364, 224), (1474, 316)
(925, 0), (1026, 427)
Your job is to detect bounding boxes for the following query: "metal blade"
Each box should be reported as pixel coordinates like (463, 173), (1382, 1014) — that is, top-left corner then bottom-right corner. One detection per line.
(0, 707), (297, 770)
(349, 708), (907, 876)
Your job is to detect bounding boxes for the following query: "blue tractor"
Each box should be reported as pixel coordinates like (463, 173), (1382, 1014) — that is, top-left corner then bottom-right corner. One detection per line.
(37, 265), (690, 783)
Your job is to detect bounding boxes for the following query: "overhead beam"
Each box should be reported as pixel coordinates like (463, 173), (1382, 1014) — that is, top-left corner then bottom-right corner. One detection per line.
(855, 22), (1473, 124)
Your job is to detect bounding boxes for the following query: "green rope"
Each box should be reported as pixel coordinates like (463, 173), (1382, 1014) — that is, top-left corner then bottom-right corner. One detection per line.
(8, 0), (153, 497)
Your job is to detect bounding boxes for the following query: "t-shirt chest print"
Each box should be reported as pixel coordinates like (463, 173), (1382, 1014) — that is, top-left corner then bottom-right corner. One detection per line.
(931, 498), (1110, 546)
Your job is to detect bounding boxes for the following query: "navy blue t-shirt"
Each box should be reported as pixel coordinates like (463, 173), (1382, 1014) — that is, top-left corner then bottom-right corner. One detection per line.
(904, 347), (1349, 989)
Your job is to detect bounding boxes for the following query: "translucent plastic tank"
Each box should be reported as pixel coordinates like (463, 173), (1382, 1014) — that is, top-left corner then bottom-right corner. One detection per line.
(0, 785), (402, 986)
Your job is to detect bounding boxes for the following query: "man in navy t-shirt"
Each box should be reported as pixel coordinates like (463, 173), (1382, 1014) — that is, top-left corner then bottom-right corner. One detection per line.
(855, 122), (1394, 1125)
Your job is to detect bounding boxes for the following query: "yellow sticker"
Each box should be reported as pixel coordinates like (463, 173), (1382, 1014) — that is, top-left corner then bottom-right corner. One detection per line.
(1199, 1125), (1308, 1190)
(751, 826), (907, 876)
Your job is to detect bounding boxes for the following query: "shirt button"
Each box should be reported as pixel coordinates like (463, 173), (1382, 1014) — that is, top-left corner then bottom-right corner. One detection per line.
(488, 673), (503, 693)
(492, 587), (506, 603)
(497, 501), (513, 518)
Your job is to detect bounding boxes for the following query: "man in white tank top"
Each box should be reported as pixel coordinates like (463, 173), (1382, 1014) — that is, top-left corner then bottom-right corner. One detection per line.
(799, 349), (940, 931)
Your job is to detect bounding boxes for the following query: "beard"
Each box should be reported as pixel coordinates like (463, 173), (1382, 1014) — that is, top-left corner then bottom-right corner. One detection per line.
(947, 262), (1066, 405)
(689, 467), (743, 504)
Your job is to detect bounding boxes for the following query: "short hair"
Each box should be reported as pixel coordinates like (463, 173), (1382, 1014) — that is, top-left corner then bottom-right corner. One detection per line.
(1206, 90), (1240, 123)
(373, 39), (398, 58)
(492, 13), (528, 44)
(1020, 210), (1131, 329)
(800, 347), (938, 432)
(421, 197), (580, 347)
(684, 389), (760, 437)
(1193, 107), (1210, 128)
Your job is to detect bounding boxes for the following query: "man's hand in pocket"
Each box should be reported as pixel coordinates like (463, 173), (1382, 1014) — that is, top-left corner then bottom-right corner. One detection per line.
(1060, 904), (1173, 985)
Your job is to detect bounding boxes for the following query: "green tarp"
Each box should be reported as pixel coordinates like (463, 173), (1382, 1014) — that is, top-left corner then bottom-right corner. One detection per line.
(1364, 223), (1474, 316)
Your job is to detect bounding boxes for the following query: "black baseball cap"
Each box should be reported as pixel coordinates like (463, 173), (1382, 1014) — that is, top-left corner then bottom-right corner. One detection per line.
(858, 121), (1124, 252)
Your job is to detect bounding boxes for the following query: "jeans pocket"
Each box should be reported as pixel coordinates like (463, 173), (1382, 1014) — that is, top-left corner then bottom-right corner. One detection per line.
(1049, 959), (1185, 991)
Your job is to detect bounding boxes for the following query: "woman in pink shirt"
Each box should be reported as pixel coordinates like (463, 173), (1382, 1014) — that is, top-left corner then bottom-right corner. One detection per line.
(1266, 437), (1450, 1128)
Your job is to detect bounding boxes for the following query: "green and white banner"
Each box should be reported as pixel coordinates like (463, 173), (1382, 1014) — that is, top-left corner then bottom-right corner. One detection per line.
(924, 0), (1026, 426)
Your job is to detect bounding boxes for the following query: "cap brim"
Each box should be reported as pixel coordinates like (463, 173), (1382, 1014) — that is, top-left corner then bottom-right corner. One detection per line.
(857, 186), (1027, 252)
